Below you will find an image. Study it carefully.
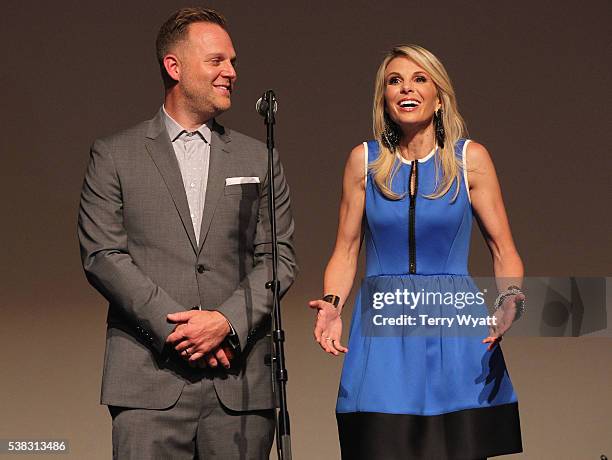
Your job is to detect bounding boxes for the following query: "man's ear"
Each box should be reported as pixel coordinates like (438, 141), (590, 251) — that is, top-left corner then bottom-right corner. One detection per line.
(163, 54), (181, 83)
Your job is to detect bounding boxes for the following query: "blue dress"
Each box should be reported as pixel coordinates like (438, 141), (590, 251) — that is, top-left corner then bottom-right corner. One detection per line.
(336, 140), (522, 459)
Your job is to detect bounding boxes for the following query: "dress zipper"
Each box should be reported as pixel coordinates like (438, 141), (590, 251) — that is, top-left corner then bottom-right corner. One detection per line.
(408, 161), (418, 274)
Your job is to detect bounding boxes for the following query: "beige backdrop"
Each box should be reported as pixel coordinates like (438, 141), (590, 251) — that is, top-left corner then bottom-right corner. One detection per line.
(1, 1), (611, 459)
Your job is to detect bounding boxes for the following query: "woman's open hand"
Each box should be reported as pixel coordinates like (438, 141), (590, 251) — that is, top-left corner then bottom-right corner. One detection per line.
(482, 292), (525, 351)
(309, 299), (348, 356)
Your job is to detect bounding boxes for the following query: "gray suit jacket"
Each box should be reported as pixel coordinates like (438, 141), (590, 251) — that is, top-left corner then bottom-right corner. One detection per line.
(78, 110), (297, 411)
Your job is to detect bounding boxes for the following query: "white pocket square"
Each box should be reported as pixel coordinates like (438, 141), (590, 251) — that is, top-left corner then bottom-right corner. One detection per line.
(225, 177), (260, 185)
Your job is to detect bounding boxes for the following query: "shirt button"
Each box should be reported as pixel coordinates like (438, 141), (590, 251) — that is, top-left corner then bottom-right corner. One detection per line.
(190, 182), (196, 188)
(197, 264), (206, 273)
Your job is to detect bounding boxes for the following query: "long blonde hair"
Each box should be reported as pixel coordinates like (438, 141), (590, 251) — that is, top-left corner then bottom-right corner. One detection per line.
(371, 44), (467, 200)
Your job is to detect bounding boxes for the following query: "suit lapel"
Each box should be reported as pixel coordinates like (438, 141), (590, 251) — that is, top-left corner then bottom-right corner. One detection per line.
(144, 111), (199, 254)
(198, 120), (231, 251)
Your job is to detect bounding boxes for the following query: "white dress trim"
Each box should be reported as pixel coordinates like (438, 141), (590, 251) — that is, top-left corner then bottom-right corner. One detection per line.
(462, 139), (472, 203)
(396, 146), (437, 164)
(363, 141), (369, 188)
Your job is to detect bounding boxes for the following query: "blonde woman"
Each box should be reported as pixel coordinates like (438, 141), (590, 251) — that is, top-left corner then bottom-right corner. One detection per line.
(309, 45), (524, 459)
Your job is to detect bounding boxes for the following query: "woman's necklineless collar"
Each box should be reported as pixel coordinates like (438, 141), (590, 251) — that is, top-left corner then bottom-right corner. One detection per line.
(396, 145), (437, 164)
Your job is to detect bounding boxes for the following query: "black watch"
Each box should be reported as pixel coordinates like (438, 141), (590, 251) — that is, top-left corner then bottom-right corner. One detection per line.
(322, 294), (340, 308)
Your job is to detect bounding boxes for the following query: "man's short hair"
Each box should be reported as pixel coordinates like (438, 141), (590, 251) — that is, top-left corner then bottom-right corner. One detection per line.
(156, 7), (228, 87)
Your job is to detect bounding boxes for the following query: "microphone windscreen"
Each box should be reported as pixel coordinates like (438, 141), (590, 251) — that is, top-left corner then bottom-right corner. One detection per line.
(255, 97), (269, 116)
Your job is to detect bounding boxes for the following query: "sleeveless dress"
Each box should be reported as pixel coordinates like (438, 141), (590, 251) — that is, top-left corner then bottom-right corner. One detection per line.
(335, 140), (523, 460)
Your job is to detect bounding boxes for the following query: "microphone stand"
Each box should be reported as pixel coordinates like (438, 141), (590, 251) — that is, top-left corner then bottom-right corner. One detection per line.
(260, 90), (292, 460)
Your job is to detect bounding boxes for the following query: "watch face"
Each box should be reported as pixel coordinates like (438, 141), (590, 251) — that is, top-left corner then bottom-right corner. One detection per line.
(323, 295), (340, 307)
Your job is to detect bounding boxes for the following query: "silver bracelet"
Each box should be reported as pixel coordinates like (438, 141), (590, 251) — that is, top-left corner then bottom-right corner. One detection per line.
(493, 285), (526, 318)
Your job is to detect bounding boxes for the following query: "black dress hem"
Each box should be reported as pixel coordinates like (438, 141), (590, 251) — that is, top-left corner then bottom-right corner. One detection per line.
(337, 402), (522, 460)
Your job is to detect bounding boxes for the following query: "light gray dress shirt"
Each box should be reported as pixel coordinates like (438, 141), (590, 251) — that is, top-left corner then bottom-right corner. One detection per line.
(162, 106), (212, 245)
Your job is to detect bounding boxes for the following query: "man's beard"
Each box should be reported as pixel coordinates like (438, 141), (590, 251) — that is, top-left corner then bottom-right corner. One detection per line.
(183, 83), (230, 120)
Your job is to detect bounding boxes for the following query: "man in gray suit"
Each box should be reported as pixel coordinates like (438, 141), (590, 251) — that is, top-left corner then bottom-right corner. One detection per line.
(78, 7), (296, 458)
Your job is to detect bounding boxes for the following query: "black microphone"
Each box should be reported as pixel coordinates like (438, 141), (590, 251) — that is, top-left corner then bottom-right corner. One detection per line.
(255, 90), (278, 117)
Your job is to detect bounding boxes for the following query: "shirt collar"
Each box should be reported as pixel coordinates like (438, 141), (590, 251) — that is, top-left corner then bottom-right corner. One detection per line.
(162, 105), (212, 144)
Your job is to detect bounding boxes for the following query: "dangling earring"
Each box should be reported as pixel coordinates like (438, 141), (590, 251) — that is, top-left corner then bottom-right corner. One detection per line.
(382, 113), (401, 150)
(433, 109), (445, 149)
